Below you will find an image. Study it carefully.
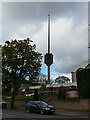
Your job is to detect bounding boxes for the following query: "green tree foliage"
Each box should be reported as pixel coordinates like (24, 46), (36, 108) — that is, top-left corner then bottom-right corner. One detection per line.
(39, 84), (47, 100)
(2, 38), (42, 108)
(76, 69), (90, 98)
(39, 83), (47, 92)
(55, 76), (70, 84)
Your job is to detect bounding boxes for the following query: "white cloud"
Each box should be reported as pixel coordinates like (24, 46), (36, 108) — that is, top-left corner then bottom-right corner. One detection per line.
(32, 22), (47, 54)
(51, 17), (88, 73)
(2, 0), (89, 2)
(30, 17), (88, 74)
(62, 73), (72, 80)
(2, 2), (88, 76)
(5, 16), (88, 74)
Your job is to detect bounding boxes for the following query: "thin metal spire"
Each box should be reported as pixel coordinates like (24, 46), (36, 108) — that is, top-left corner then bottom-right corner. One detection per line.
(48, 12), (50, 54)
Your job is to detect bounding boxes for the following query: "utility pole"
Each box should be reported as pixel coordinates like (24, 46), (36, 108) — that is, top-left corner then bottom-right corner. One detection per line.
(44, 12), (53, 84)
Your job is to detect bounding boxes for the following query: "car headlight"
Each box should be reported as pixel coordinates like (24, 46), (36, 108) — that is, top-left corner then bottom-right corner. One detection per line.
(45, 107), (50, 110)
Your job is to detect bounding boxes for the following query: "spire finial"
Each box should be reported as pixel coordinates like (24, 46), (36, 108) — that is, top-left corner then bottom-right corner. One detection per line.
(48, 11), (50, 16)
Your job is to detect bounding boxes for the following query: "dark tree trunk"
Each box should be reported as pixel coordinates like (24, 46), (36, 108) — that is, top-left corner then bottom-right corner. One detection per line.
(11, 89), (15, 108)
(34, 89), (38, 101)
(11, 74), (17, 108)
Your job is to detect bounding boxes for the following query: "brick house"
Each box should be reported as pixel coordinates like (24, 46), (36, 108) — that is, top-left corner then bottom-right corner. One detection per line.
(18, 82), (78, 98)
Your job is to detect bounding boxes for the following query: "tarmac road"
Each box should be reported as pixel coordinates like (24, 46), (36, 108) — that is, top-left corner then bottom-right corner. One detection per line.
(1, 108), (88, 119)
(1, 108), (69, 119)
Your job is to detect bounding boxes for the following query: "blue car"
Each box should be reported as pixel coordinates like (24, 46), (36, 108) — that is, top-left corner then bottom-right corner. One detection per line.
(25, 101), (55, 115)
(0, 99), (7, 109)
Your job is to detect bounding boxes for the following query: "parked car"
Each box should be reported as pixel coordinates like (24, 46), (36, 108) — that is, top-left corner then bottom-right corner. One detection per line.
(0, 99), (7, 109)
(25, 101), (55, 114)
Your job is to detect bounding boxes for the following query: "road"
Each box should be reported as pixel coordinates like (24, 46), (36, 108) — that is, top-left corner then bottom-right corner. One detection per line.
(1, 108), (69, 119)
(0, 108), (88, 120)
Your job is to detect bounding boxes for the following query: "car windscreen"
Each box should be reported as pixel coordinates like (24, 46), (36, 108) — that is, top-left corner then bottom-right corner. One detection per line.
(38, 101), (48, 107)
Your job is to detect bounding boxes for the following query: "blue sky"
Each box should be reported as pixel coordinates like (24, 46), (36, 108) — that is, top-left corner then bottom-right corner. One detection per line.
(41, 64), (60, 79)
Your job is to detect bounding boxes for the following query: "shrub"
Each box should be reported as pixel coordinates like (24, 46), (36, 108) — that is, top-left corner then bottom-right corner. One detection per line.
(57, 86), (66, 100)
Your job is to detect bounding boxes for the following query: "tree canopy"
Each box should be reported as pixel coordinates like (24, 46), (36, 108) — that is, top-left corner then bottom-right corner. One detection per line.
(2, 38), (42, 107)
(55, 76), (70, 84)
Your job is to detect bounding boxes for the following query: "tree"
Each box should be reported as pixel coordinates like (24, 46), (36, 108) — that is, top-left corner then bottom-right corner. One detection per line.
(34, 89), (38, 101)
(36, 74), (48, 84)
(57, 86), (66, 100)
(2, 38), (42, 108)
(39, 83), (47, 92)
(39, 83), (47, 100)
(55, 76), (70, 84)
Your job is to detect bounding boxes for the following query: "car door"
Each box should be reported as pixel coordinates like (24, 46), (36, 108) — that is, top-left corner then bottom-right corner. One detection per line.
(26, 102), (32, 112)
(31, 102), (37, 113)
(34, 102), (41, 113)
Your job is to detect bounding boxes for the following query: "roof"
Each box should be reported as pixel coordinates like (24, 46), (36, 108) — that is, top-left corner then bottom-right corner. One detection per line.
(47, 82), (77, 88)
(29, 85), (41, 90)
(71, 60), (88, 72)
(28, 82), (77, 90)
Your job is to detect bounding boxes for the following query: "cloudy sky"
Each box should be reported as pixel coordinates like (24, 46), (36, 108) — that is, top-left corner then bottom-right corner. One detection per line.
(1, 1), (88, 80)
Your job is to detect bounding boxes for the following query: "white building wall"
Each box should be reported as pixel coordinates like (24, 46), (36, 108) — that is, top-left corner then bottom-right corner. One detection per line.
(71, 72), (76, 83)
(71, 60), (88, 83)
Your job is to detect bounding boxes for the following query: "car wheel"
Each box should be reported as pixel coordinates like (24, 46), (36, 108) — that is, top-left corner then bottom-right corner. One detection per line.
(40, 109), (44, 115)
(26, 108), (30, 113)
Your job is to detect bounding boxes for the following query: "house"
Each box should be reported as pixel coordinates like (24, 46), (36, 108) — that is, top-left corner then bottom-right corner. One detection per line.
(18, 84), (31, 95)
(18, 82), (78, 98)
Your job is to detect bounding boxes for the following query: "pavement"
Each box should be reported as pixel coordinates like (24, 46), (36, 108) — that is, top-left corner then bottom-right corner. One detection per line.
(55, 109), (88, 118)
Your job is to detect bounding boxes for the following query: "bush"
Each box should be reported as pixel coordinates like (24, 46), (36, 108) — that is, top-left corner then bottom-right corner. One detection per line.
(57, 86), (66, 100)
(7, 93), (11, 96)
